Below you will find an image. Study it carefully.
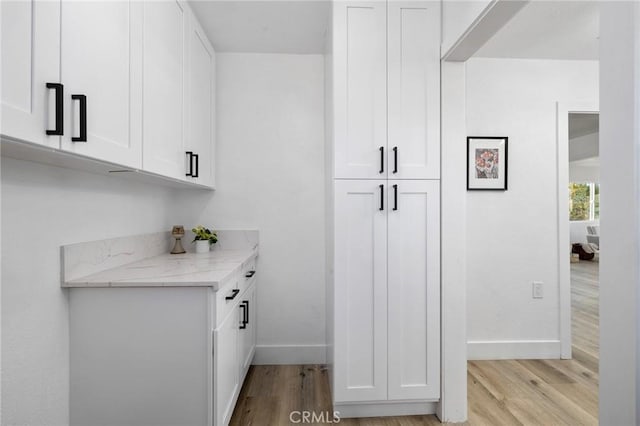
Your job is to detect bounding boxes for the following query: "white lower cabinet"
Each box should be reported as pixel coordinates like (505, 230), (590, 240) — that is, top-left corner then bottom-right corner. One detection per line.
(239, 283), (257, 376)
(332, 179), (440, 413)
(387, 180), (440, 400)
(334, 179), (388, 402)
(214, 299), (241, 426)
(70, 276), (257, 426)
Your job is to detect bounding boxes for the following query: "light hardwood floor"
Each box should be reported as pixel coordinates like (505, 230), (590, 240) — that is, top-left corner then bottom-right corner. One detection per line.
(230, 261), (599, 425)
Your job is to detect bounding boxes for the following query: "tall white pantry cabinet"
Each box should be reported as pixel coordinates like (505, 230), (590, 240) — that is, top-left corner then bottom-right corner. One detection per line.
(326, 0), (441, 417)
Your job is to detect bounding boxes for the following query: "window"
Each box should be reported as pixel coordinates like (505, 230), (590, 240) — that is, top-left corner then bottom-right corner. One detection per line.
(569, 182), (600, 221)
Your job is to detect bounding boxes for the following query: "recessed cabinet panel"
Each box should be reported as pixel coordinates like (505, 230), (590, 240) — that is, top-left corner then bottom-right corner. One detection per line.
(334, 3), (387, 179)
(387, 180), (440, 400)
(387, 2), (440, 179)
(334, 180), (388, 402)
(215, 309), (240, 426)
(143, 0), (186, 179)
(60, 0), (142, 167)
(1, 0), (60, 147)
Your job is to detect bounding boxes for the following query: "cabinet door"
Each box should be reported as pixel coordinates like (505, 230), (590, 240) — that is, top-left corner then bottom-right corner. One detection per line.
(1, 0), (60, 148)
(142, 0), (187, 179)
(214, 309), (240, 426)
(387, 1), (440, 179)
(334, 180), (388, 402)
(239, 284), (256, 379)
(60, 0), (143, 167)
(185, 13), (215, 187)
(387, 180), (440, 400)
(333, 2), (387, 179)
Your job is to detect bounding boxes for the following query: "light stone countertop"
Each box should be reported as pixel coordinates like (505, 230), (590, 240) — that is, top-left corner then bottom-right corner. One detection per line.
(63, 248), (258, 290)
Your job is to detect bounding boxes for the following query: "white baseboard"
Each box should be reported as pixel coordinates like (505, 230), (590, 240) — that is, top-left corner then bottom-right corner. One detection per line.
(253, 344), (327, 365)
(335, 401), (437, 418)
(467, 339), (562, 360)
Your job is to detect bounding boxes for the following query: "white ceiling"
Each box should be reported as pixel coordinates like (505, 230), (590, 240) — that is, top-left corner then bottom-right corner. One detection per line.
(189, 1), (331, 54)
(475, 0), (599, 60)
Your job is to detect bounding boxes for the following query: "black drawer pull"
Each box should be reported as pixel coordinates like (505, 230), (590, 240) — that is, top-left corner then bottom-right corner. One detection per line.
(46, 83), (64, 136)
(71, 94), (87, 142)
(245, 270), (256, 278)
(239, 302), (247, 329)
(225, 288), (240, 301)
(379, 146), (384, 174)
(379, 184), (384, 211)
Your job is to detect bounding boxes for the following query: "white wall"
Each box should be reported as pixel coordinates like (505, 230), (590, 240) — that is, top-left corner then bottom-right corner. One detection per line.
(176, 53), (327, 364)
(1, 158), (181, 426)
(465, 58), (598, 359)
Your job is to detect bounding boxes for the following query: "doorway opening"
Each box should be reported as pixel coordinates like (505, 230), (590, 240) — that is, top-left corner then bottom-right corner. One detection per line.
(567, 112), (600, 373)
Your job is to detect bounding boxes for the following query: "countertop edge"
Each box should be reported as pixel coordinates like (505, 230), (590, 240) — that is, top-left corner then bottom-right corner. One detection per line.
(62, 249), (258, 291)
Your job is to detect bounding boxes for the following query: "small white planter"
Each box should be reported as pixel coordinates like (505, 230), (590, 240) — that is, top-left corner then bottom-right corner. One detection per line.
(195, 240), (210, 253)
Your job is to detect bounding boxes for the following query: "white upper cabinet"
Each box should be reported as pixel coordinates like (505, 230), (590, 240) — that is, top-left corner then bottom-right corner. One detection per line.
(387, 180), (440, 400)
(59, 0), (143, 168)
(1, 0), (61, 148)
(142, 0), (188, 180)
(333, 0), (440, 180)
(333, 2), (387, 179)
(2, 0), (216, 188)
(185, 12), (216, 187)
(387, 1), (440, 179)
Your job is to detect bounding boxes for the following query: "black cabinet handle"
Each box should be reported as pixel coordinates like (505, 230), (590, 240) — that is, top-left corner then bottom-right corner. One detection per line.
(239, 300), (249, 329)
(225, 288), (240, 301)
(393, 147), (398, 174)
(239, 302), (247, 329)
(379, 184), (384, 211)
(185, 152), (199, 178)
(46, 83), (64, 136)
(185, 151), (193, 177)
(71, 94), (87, 142)
(245, 270), (256, 278)
(379, 146), (384, 174)
(393, 184), (398, 211)
(193, 153), (199, 178)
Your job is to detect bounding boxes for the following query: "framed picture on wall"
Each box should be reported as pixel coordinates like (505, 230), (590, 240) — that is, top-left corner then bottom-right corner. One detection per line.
(467, 136), (508, 190)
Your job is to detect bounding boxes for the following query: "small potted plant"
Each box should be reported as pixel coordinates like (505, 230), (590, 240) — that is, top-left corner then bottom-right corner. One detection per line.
(192, 225), (218, 253)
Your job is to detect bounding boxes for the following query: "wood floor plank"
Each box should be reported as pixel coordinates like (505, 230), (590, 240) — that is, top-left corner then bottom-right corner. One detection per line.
(230, 261), (598, 425)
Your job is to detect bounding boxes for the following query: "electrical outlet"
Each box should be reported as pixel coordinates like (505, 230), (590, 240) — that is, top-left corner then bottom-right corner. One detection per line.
(532, 281), (543, 299)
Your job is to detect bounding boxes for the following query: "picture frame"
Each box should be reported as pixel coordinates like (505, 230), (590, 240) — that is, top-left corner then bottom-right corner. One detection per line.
(467, 136), (508, 190)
